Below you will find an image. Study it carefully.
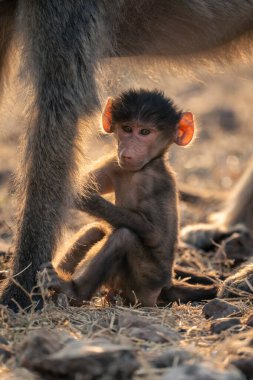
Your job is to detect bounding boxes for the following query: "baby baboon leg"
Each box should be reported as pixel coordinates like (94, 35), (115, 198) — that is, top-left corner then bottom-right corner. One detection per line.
(56, 223), (109, 275)
(67, 228), (135, 301)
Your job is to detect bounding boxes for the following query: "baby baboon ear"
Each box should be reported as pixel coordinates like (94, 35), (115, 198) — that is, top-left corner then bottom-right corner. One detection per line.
(174, 112), (195, 146)
(102, 97), (113, 133)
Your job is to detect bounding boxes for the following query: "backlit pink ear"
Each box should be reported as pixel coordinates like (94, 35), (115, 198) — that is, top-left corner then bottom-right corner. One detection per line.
(174, 112), (194, 146)
(102, 98), (113, 133)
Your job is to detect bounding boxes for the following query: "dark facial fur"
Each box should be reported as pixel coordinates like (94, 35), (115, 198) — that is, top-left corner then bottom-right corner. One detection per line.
(111, 89), (182, 133)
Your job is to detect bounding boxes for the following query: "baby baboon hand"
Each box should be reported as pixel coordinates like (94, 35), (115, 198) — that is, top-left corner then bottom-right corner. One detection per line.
(79, 194), (101, 214)
(38, 262), (62, 293)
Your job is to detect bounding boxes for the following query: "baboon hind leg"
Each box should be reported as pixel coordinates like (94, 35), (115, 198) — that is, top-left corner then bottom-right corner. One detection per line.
(181, 160), (253, 250)
(0, 2), (102, 311)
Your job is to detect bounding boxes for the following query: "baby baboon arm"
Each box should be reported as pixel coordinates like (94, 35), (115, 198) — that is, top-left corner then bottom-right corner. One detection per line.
(75, 159), (115, 208)
(77, 194), (153, 240)
(88, 166), (114, 195)
(80, 158), (116, 197)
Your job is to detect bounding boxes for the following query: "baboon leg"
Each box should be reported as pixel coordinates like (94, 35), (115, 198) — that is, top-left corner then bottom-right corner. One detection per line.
(71, 228), (145, 301)
(55, 223), (110, 276)
(220, 160), (253, 232)
(181, 223), (249, 251)
(53, 228), (133, 301)
(47, 227), (163, 306)
(0, 1), (105, 310)
(181, 160), (253, 250)
(0, 0), (17, 99)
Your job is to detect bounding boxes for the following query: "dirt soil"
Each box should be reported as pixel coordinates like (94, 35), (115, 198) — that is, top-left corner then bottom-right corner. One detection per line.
(0, 62), (253, 379)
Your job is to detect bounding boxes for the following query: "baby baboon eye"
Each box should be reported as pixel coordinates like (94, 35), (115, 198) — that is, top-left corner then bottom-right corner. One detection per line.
(140, 128), (151, 136)
(122, 125), (132, 133)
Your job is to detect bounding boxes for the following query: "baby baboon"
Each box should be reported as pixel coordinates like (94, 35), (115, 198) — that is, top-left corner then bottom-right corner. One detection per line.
(41, 89), (217, 306)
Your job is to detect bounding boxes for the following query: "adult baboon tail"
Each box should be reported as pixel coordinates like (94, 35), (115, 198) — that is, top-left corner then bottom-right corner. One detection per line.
(159, 281), (218, 304)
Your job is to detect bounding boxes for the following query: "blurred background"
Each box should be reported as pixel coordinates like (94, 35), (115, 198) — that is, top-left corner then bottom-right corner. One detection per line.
(1, 61), (253, 249)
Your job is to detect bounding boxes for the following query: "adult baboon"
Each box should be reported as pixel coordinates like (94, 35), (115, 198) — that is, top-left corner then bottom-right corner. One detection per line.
(1, 0), (253, 310)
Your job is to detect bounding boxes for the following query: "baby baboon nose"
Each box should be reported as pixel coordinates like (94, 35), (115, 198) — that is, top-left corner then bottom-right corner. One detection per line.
(122, 154), (132, 160)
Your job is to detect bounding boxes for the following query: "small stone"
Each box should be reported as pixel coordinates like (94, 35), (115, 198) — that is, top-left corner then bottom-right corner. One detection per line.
(19, 329), (139, 379)
(163, 363), (246, 380)
(211, 318), (241, 334)
(30, 340), (138, 379)
(203, 299), (240, 319)
(17, 328), (73, 367)
(150, 348), (195, 368)
(118, 312), (179, 344)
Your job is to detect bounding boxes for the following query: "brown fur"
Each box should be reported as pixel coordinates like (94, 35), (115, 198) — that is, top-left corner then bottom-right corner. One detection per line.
(43, 152), (178, 306)
(1, 0), (253, 309)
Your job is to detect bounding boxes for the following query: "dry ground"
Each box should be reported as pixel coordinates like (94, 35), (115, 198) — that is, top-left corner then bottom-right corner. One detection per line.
(0, 62), (253, 379)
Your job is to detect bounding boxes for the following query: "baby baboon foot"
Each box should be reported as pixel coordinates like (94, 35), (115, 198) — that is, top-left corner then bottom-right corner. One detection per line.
(105, 288), (118, 305)
(218, 263), (253, 298)
(38, 262), (62, 293)
(39, 263), (79, 303)
(181, 222), (250, 251)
